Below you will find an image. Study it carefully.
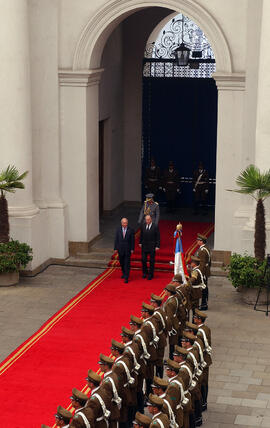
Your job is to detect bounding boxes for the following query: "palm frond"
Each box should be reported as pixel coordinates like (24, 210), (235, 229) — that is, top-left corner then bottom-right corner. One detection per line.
(229, 164), (270, 201)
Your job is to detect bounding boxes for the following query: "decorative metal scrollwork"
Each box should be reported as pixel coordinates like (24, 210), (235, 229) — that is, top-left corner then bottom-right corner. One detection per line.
(143, 13), (216, 78)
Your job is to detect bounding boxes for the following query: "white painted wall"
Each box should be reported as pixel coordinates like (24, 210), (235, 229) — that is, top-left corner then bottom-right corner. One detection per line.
(99, 25), (124, 211)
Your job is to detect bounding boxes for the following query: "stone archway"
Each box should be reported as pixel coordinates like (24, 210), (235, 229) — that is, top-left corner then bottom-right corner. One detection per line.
(73, 0), (232, 73)
(59, 0), (245, 256)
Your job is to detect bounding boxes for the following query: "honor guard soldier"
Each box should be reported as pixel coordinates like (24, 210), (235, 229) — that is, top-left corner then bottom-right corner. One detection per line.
(144, 159), (161, 195)
(85, 370), (102, 399)
(133, 412), (152, 428)
(173, 347), (193, 428)
(147, 394), (170, 428)
(193, 162), (209, 215)
(129, 315), (146, 413)
(164, 359), (187, 428)
(188, 256), (206, 314)
(195, 234), (211, 310)
(99, 354), (122, 428)
(138, 193), (160, 226)
(70, 407), (96, 428)
(150, 293), (167, 379)
(141, 302), (158, 396)
(54, 406), (73, 427)
(162, 161), (180, 212)
(70, 388), (88, 415)
(194, 309), (212, 411)
(181, 332), (203, 427)
(164, 283), (180, 359)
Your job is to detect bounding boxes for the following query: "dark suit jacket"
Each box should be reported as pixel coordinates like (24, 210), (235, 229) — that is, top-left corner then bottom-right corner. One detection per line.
(114, 226), (135, 255)
(139, 223), (160, 252)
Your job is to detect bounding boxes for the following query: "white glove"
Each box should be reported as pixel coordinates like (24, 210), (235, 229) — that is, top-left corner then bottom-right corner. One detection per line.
(193, 188), (196, 192)
(163, 188), (166, 192)
(177, 189), (180, 193)
(205, 189), (209, 194)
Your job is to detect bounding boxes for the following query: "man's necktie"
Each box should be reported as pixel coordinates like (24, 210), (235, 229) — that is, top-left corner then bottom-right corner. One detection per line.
(123, 228), (126, 238)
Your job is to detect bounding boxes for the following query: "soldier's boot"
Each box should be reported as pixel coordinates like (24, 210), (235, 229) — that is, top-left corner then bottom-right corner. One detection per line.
(194, 399), (203, 426)
(200, 287), (208, 311)
(156, 365), (163, 379)
(201, 384), (208, 411)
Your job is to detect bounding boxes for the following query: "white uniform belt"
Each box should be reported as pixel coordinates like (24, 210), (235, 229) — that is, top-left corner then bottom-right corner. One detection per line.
(163, 398), (179, 428)
(117, 360), (135, 385)
(76, 411), (91, 428)
(106, 377), (122, 408)
(125, 346), (141, 371)
(171, 379), (188, 406)
(93, 393), (110, 419)
(155, 418), (165, 428)
(181, 364), (194, 388)
(193, 268), (206, 289)
(189, 353), (202, 377)
(155, 311), (166, 330)
(194, 341), (206, 368)
(198, 328), (212, 355)
(136, 334), (150, 359)
(145, 320), (159, 344)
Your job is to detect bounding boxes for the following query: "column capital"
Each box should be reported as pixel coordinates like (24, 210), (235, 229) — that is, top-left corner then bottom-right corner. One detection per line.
(213, 72), (246, 91)
(58, 69), (104, 87)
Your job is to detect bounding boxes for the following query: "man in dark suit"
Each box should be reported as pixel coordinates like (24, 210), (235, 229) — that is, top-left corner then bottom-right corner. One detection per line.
(139, 215), (160, 280)
(114, 218), (135, 283)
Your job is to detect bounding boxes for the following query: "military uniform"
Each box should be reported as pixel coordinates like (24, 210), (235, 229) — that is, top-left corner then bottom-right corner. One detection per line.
(144, 162), (161, 195)
(133, 411), (151, 428)
(87, 386), (112, 428)
(193, 164), (209, 214)
(188, 257), (206, 312)
(162, 162), (180, 211)
(164, 359), (185, 428)
(151, 294), (168, 379)
(164, 284), (181, 359)
(147, 394), (170, 428)
(194, 309), (212, 411)
(54, 406), (73, 427)
(70, 407), (96, 428)
(195, 234), (211, 310)
(138, 194), (160, 226)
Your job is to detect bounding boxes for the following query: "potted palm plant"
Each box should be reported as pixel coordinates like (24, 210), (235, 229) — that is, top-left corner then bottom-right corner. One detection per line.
(0, 165), (33, 286)
(227, 164), (270, 303)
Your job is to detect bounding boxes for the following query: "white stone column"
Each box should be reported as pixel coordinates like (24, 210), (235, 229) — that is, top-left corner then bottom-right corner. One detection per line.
(213, 73), (246, 253)
(59, 70), (103, 252)
(0, 0), (38, 216)
(255, 0), (270, 172)
(253, 0), (270, 251)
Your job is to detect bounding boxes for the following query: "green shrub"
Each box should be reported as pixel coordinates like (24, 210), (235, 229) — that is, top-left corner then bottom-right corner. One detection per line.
(0, 240), (33, 273)
(227, 253), (268, 289)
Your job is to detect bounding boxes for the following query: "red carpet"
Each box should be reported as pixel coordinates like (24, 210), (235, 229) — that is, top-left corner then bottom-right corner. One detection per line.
(0, 268), (172, 428)
(109, 220), (214, 271)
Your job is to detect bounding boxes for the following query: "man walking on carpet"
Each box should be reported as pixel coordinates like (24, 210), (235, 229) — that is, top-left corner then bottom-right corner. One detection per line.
(114, 218), (135, 283)
(139, 215), (160, 280)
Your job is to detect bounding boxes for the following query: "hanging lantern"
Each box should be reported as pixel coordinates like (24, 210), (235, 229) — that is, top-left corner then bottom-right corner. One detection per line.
(173, 43), (191, 66)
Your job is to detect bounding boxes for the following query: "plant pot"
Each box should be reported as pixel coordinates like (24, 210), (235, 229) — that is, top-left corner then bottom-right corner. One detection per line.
(239, 286), (269, 305)
(0, 271), (19, 286)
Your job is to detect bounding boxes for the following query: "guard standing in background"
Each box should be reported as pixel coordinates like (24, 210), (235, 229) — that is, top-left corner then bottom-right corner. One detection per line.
(193, 162), (209, 215)
(162, 161), (180, 212)
(144, 159), (161, 195)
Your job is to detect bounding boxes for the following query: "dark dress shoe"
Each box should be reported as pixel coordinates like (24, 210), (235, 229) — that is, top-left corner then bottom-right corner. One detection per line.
(124, 279), (128, 283)
(142, 274), (147, 279)
(147, 275), (153, 280)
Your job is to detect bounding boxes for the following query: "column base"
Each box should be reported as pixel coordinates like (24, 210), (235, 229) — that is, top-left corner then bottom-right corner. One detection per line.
(9, 204), (68, 270)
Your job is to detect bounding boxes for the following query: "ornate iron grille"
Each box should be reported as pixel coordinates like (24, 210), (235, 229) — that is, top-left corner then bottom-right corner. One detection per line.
(144, 13), (216, 78)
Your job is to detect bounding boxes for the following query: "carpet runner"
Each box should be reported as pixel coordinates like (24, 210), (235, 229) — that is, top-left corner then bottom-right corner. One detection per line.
(0, 268), (171, 428)
(109, 220), (214, 271)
